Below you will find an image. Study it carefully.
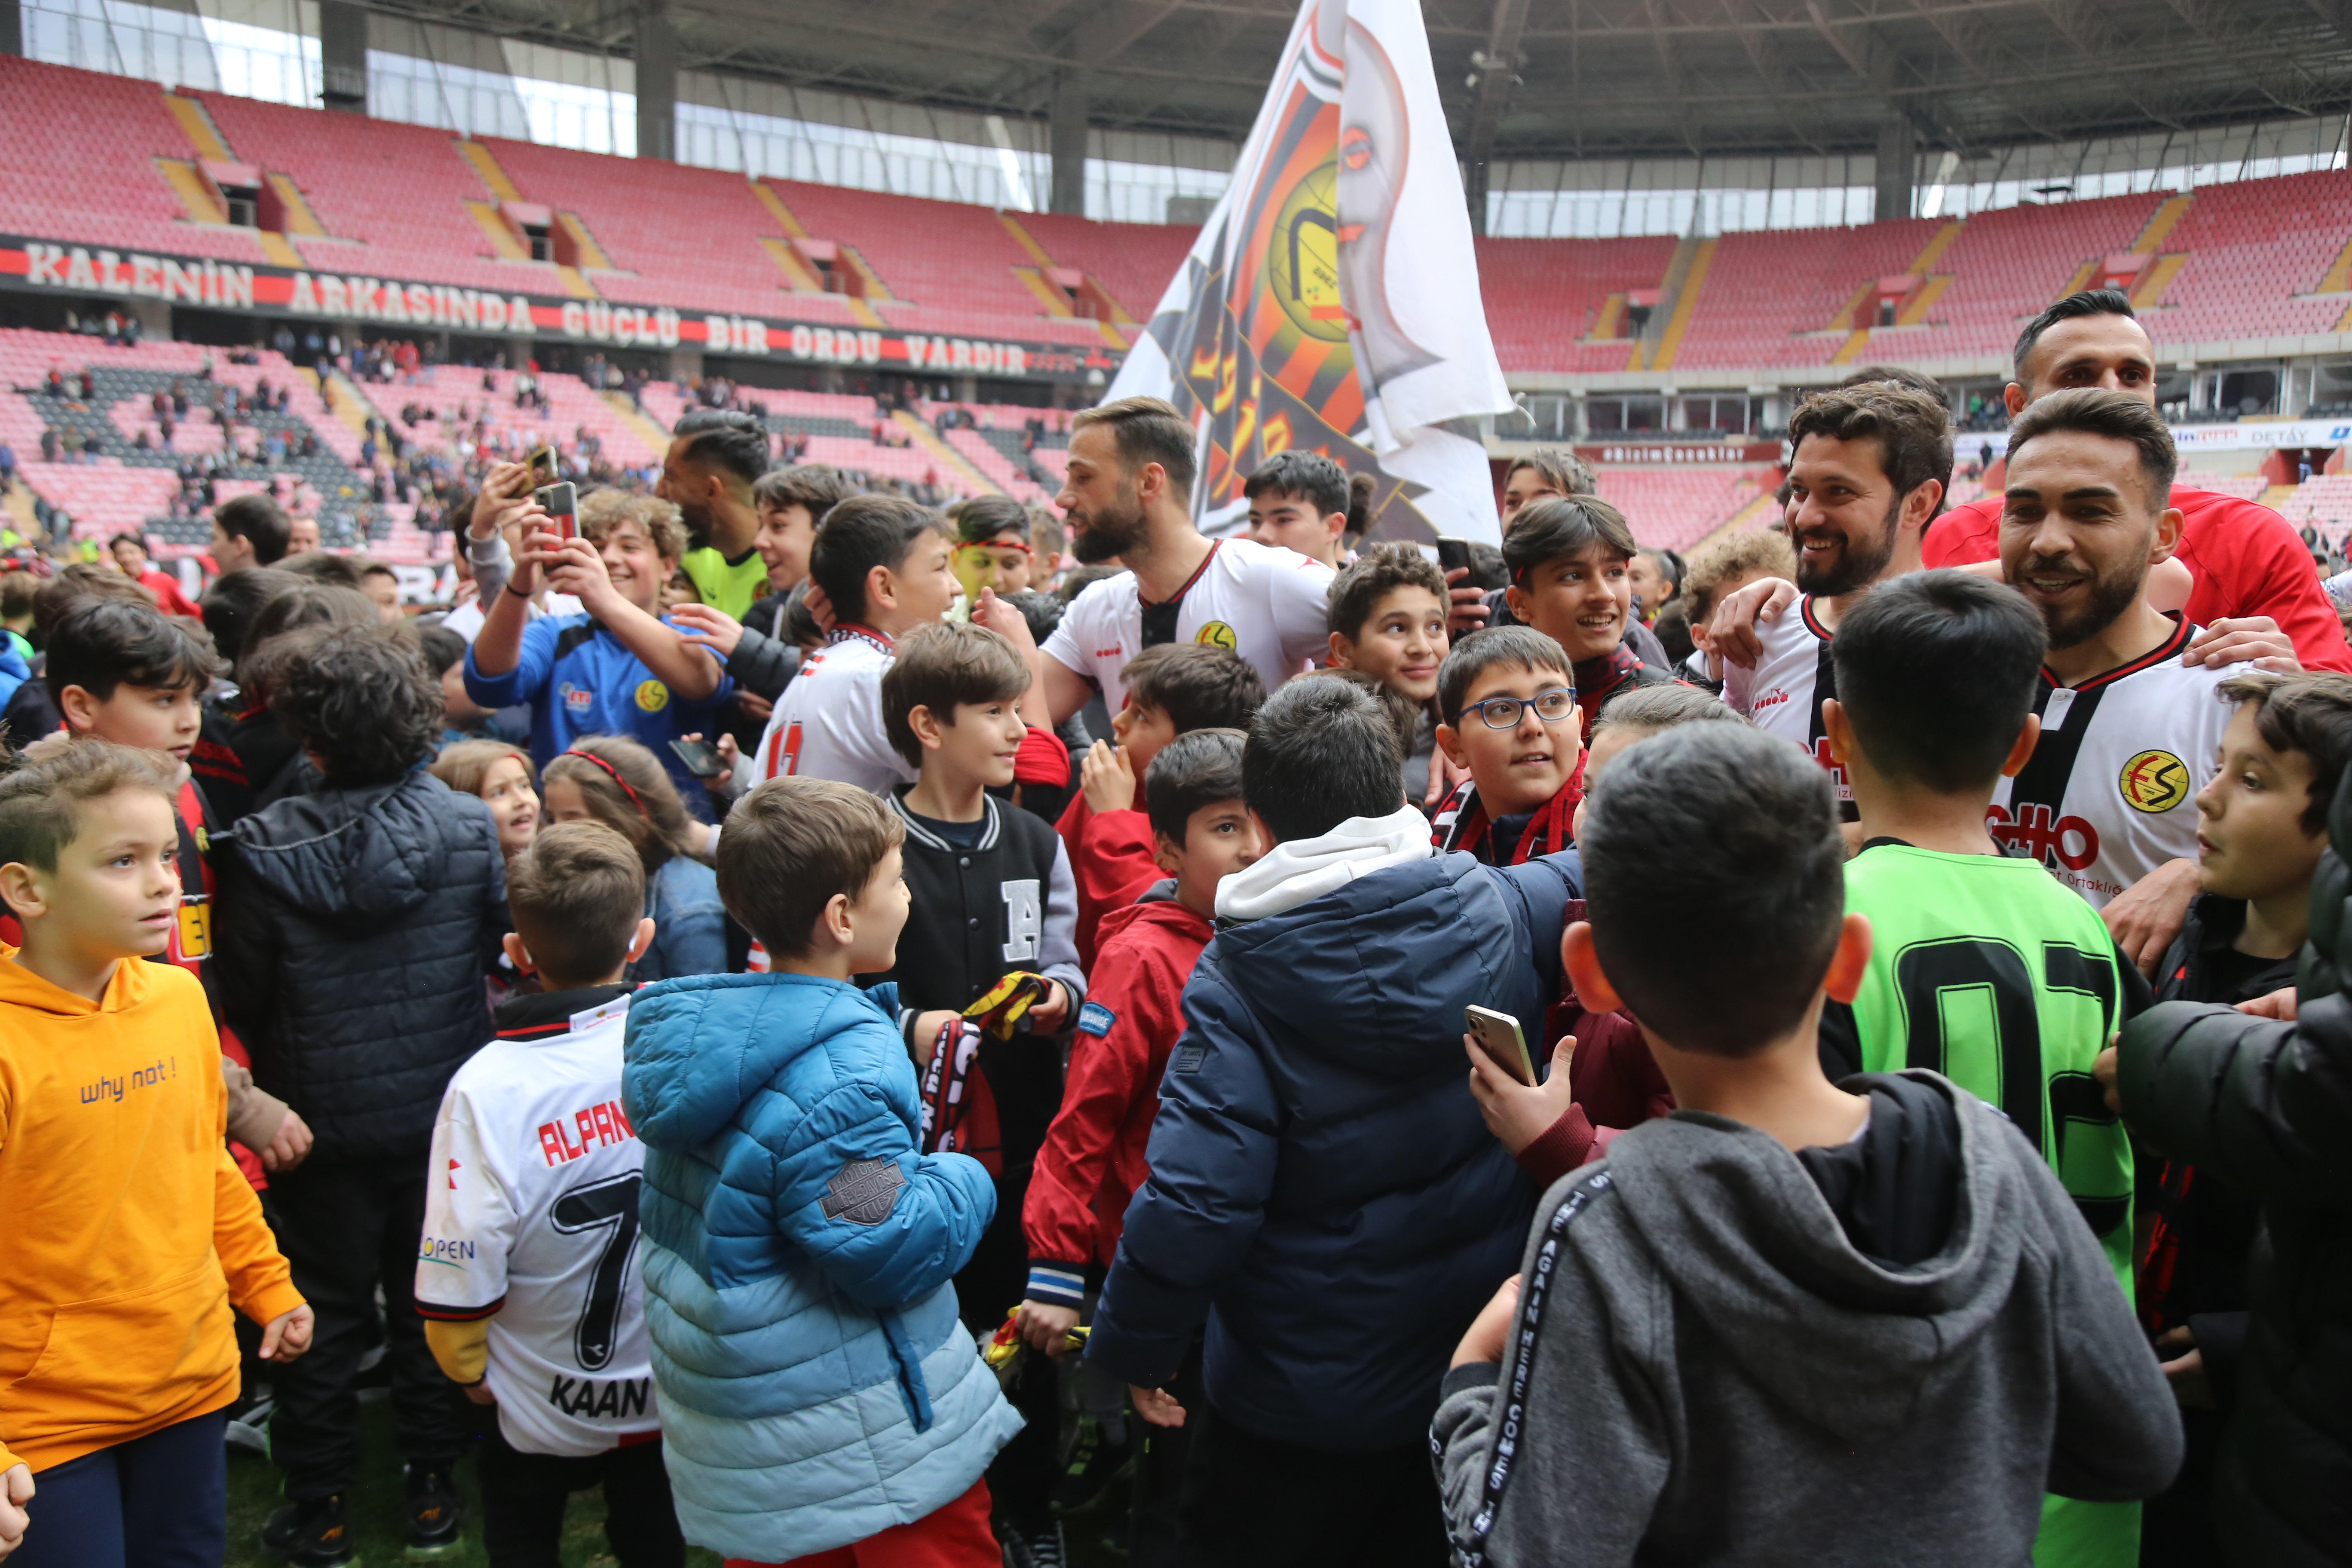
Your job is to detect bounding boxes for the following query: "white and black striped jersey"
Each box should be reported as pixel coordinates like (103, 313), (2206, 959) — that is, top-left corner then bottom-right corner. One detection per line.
(1722, 597), (1852, 809)
(1988, 617), (2248, 909)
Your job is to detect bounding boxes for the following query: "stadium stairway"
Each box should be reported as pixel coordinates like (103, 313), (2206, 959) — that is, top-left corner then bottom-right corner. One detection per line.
(894, 410), (998, 496)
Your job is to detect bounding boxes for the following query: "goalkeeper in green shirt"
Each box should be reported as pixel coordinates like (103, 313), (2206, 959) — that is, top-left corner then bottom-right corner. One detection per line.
(1818, 569), (2156, 1568)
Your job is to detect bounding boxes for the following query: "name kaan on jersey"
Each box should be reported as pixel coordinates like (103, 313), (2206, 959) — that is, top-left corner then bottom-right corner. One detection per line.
(416, 992), (658, 1457)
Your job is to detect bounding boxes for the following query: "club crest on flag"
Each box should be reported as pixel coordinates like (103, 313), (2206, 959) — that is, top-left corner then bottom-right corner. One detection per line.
(1106, 0), (1516, 544)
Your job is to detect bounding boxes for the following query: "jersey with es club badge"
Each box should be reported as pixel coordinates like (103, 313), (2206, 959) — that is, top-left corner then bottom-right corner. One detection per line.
(415, 989), (657, 1458)
(1988, 616), (2248, 910)
(1721, 596), (1853, 811)
(750, 625), (918, 798)
(1042, 536), (1335, 714)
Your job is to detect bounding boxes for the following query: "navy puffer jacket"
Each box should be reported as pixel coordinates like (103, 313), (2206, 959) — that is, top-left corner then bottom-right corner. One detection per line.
(1088, 833), (1580, 1451)
(214, 769), (505, 1161)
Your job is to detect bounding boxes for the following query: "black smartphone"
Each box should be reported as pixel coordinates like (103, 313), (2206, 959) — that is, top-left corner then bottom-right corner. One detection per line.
(1436, 537), (1473, 577)
(669, 737), (723, 778)
(535, 481), (578, 541)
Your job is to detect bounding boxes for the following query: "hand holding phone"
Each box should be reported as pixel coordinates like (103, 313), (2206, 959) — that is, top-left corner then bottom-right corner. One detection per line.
(1464, 1004), (1537, 1086)
(535, 481), (578, 542)
(669, 736), (723, 778)
(527, 444), (558, 488)
(1436, 537), (1473, 577)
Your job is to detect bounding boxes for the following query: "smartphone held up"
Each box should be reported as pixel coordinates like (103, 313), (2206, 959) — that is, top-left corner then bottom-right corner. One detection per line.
(535, 481), (578, 542)
(1464, 1004), (1538, 1087)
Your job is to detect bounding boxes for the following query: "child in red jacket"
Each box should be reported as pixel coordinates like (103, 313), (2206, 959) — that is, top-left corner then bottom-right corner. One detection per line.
(1019, 729), (1259, 1550)
(1055, 645), (1264, 969)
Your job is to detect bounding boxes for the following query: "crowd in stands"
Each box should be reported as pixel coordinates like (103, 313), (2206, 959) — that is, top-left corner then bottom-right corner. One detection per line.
(4, 282), (2352, 1568)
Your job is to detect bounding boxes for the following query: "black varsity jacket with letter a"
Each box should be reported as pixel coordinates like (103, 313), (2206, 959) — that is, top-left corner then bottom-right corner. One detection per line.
(878, 790), (1087, 1179)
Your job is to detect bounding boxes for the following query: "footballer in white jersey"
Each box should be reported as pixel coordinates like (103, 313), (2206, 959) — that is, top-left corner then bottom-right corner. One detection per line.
(1721, 595), (1854, 810)
(1989, 617), (2251, 908)
(1041, 536), (1335, 714)
(416, 988), (658, 1457)
(750, 625), (918, 797)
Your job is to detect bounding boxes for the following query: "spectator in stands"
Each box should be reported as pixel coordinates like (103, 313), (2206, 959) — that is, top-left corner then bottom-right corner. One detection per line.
(1243, 450), (1352, 568)
(658, 409), (771, 618)
(106, 533), (200, 618)
(210, 494), (291, 573)
(464, 490), (735, 816)
(1042, 396), (1335, 723)
(1922, 289), (2352, 674)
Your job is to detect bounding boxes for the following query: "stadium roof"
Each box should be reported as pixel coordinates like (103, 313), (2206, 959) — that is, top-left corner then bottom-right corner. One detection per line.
(365, 0), (2352, 161)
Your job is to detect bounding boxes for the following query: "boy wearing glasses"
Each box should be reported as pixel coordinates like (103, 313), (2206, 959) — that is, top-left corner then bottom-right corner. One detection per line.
(1433, 628), (1587, 864)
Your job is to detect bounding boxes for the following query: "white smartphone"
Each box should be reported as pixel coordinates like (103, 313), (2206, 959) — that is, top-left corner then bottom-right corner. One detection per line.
(1465, 1004), (1537, 1087)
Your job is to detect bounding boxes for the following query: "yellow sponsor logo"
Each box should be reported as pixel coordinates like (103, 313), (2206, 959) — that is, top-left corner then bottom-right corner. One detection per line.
(634, 679), (670, 714)
(1194, 621), (1237, 650)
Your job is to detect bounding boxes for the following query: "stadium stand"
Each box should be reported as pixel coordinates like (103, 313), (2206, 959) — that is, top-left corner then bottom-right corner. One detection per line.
(1474, 234), (1680, 374)
(1016, 211), (1198, 328)
(1590, 467), (1764, 551)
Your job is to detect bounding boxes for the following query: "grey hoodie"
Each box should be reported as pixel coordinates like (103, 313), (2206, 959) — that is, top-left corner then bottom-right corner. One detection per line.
(1433, 1070), (2182, 1568)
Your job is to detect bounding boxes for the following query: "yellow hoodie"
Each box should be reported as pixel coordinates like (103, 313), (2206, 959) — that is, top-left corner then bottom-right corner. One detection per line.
(0, 946), (305, 1474)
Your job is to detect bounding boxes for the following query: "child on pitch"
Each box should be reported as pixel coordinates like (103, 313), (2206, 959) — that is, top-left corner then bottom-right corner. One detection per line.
(1435, 721), (2184, 1564)
(1054, 643), (1265, 968)
(213, 622), (509, 1565)
(2097, 670), (2352, 1565)
(0, 740), (312, 1567)
(1818, 569), (2160, 1568)
(1465, 683), (1746, 1188)
(1017, 728), (1258, 1560)
(415, 821), (686, 1568)
(874, 622), (1087, 1567)
(429, 740), (541, 864)
(1432, 627), (1585, 865)
(1323, 543), (1450, 804)
(745, 495), (962, 797)
(622, 776), (1020, 1567)
(541, 736), (725, 983)
(1499, 496), (1678, 734)
(1242, 450), (1351, 569)
(949, 495), (1037, 602)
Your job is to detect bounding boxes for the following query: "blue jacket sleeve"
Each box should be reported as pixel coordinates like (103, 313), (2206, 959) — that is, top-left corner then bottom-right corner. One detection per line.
(1086, 959), (1281, 1386)
(1499, 848), (1582, 993)
(643, 859), (726, 981)
(770, 1007), (998, 1310)
(463, 614), (554, 710)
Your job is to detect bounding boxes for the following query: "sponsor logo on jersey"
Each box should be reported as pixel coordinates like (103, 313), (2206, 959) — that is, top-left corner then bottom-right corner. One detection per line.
(559, 682), (592, 714)
(2119, 749), (2190, 814)
(633, 678), (670, 713)
(1986, 802), (2100, 870)
(418, 1236), (476, 1266)
(1752, 686), (1791, 715)
(1194, 621), (1237, 650)
(1078, 1001), (1115, 1037)
(537, 1098), (637, 1167)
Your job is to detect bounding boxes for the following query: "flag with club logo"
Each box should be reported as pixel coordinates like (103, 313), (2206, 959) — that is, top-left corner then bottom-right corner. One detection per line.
(1105, 0), (1514, 544)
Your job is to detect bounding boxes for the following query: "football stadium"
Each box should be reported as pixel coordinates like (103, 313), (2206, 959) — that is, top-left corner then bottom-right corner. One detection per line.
(4, 2), (2352, 1567)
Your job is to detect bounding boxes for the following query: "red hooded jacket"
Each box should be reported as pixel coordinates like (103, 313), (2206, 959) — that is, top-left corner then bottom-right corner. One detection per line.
(1021, 891), (1213, 1306)
(1516, 899), (1676, 1187)
(1054, 792), (1165, 971)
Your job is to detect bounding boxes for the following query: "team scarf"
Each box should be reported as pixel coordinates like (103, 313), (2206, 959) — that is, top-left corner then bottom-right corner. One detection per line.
(1571, 646), (1644, 741)
(1433, 757), (1585, 866)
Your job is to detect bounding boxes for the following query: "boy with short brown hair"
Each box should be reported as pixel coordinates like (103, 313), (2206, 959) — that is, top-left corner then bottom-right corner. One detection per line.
(0, 739), (311, 1565)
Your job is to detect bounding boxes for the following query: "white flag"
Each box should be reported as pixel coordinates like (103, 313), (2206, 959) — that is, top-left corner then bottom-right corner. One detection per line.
(1106, 0), (1515, 543)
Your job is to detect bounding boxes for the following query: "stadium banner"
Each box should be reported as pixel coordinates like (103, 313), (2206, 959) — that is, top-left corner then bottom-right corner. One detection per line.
(1106, 0), (1516, 543)
(0, 234), (1122, 384)
(2167, 417), (2352, 451)
(1577, 442), (1783, 465)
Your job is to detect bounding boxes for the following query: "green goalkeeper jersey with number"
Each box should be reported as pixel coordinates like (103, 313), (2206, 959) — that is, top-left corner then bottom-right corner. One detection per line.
(1829, 841), (2154, 1568)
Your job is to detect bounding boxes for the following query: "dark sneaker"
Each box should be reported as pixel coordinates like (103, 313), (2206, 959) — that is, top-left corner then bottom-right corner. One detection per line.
(222, 1386), (274, 1455)
(1051, 1417), (1134, 1514)
(999, 1514), (1068, 1568)
(261, 1494), (356, 1567)
(402, 1466), (465, 1561)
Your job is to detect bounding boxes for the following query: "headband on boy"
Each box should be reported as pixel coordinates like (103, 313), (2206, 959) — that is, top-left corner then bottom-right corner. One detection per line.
(560, 749), (646, 817)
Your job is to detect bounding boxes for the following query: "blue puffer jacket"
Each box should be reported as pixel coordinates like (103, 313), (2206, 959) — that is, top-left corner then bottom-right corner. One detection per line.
(624, 971), (1022, 1561)
(1087, 831), (1581, 1452)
